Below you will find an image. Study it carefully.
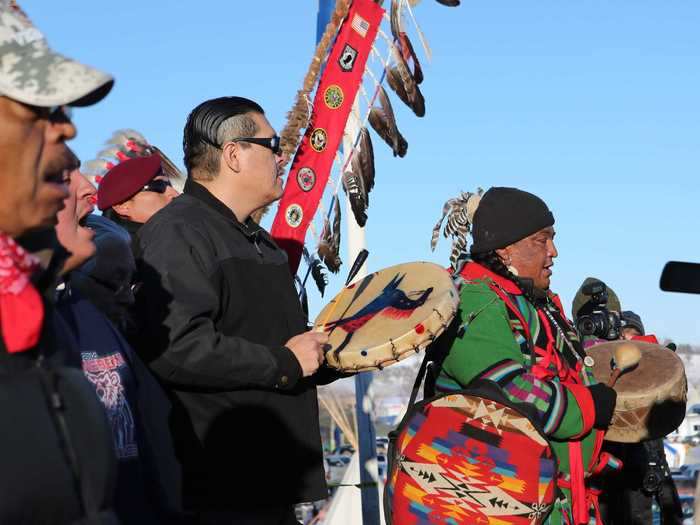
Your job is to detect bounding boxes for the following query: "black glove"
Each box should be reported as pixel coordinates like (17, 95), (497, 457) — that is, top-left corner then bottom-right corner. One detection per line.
(588, 383), (617, 429)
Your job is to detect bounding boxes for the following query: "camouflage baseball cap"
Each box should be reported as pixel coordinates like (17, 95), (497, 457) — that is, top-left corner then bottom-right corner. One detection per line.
(0, 1), (113, 107)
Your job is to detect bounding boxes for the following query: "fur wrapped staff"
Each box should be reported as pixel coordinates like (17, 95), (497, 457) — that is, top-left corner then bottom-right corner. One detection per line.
(368, 86), (408, 157)
(279, 0), (352, 159)
(430, 189), (483, 271)
(342, 128), (376, 227)
(253, 0), (352, 224)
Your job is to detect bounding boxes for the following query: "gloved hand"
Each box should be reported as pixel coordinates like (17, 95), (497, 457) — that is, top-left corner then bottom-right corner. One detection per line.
(588, 383), (617, 429)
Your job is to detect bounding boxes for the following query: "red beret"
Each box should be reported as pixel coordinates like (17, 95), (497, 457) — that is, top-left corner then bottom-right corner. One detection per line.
(97, 154), (162, 211)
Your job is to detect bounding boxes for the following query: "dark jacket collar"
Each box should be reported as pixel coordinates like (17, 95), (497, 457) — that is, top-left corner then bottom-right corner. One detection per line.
(184, 178), (263, 239)
(110, 215), (142, 238)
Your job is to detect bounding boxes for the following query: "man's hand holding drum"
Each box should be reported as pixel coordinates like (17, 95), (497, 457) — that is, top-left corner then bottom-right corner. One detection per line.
(286, 331), (328, 376)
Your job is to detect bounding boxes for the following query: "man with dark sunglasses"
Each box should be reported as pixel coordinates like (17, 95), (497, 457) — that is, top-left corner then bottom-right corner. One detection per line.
(134, 96), (331, 524)
(97, 153), (179, 255)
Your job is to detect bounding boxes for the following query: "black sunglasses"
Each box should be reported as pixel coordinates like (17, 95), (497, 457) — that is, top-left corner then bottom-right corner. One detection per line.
(202, 135), (282, 155)
(25, 103), (73, 122)
(141, 178), (172, 194)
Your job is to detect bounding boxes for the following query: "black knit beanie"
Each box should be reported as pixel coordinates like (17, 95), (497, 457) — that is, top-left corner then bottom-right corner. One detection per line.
(621, 311), (645, 335)
(470, 187), (555, 255)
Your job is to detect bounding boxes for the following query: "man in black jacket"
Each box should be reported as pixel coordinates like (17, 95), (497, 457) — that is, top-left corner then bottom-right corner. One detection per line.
(135, 97), (330, 525)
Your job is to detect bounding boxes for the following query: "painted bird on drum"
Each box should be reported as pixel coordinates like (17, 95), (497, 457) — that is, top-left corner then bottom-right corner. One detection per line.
(323, 273), (433, 356)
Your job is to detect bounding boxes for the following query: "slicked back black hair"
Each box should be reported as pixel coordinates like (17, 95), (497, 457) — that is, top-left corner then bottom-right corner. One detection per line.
(183, 96), (264, 175)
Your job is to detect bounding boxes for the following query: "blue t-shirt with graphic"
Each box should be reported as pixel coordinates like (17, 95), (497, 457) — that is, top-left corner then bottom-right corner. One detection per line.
(57, 290), (161, 524)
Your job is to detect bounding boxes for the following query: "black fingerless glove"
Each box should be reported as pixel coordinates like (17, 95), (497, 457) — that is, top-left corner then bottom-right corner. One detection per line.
(588, 383), (617, 429)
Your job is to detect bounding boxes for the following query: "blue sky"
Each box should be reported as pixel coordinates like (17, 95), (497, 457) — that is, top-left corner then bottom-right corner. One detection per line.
(27, 1), (700, 343)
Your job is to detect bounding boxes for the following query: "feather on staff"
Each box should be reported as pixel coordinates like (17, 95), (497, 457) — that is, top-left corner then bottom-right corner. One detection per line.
(318, 197), (343, 273)
(368, 86), (408, 157)
(399, 32), (423, 84)
(390, 0), (403, 40)
(302, 246), (328, 297)
(342, 128), (376, 227)
(386, 43), (425, 117)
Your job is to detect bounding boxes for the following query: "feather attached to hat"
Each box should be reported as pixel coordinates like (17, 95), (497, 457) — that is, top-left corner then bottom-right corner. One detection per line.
(342, 128), (375, 227)
(318, 198), (342, 273)
(368, 86), (408, 158)
(83, 129), (185, 192)
(431, 189), (483, 271)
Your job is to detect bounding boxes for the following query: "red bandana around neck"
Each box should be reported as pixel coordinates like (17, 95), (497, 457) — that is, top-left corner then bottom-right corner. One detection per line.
(0, 232), (44, 353)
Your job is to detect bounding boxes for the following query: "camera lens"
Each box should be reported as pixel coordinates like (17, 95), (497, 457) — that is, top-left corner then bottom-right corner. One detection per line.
(642, 470), (662, 494)
(578, 318), (596, 336)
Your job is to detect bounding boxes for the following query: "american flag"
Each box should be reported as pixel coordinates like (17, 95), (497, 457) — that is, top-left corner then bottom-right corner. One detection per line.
(351, 14), (370, 38)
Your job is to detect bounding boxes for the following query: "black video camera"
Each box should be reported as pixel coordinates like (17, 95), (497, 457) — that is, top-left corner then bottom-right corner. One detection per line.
(575, 280), (622, 340)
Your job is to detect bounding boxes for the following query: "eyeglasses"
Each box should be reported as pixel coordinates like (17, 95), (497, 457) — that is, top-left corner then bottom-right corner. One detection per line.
(25, 103), (73, 121)
(141, 178), (172, 194)
(48, 105), (73, 120)
(202, 135), (282, 155)
(233, 136), (282, 155)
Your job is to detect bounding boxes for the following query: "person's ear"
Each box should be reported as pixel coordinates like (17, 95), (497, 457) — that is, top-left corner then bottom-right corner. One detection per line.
(495, 247), (511, 266)
(112, 201), (130, 218)
(221, 141), (241, 174)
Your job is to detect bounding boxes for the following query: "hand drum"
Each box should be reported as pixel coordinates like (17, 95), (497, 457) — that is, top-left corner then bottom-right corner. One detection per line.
(586, 340), (687, 443)
(314, 262), (459, 372)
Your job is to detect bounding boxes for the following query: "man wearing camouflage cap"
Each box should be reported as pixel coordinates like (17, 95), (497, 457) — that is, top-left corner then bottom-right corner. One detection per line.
(0, 2), (120, 524)
(0, 0), (113, 236)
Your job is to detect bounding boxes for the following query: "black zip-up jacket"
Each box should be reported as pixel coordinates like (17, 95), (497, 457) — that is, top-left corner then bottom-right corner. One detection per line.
(134, 180), (327, 510)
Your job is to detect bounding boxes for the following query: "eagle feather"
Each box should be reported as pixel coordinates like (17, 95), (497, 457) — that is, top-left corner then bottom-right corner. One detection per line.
(302, 246), (328, 297)
(368, 86), (408, 157)
(342, 128), (375, 228)
(430, 189), (483, 271)
(318, 198), (343, 273)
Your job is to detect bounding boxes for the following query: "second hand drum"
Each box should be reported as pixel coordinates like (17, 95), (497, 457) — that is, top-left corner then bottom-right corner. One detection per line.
(586, 340), (687, 443)
(315, 261), (459, 372)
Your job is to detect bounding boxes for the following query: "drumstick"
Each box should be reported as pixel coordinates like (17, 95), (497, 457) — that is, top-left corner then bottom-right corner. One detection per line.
(608, 343), (642, 387)
(316, 249), (369, 331)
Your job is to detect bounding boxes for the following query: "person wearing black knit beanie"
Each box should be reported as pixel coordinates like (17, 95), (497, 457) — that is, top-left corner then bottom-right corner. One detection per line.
(429, 186), (618, 525)
(470, 186), (555, 257)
